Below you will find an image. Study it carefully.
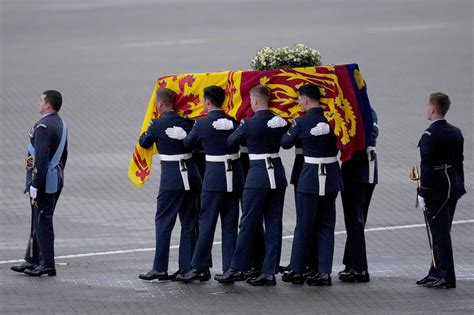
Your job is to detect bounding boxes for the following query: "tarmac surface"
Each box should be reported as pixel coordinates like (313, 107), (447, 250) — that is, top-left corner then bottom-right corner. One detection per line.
(1, 0), (473, 313)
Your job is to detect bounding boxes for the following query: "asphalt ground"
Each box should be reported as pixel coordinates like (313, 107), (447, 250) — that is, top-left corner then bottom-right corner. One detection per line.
(1, 0), (473, 313)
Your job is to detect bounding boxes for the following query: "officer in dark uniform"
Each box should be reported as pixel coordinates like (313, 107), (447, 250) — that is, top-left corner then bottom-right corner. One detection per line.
(215, 85), (288, 286)
(338, 108), (379, 283)
(164, 86), (244, 282)
(138, 88), (201, 281)
(281, 84), (342, 286)
(11, 90), (68, 277)
(415, 92), (465, 289)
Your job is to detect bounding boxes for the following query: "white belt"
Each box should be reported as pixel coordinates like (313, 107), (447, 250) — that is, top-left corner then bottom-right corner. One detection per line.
(205, 153), (240, 162)
(240, 146), (248, 154)
(304, 155), (338, 196)
(159, 153), (192, 190)
(295, 148), (303, 155)
(367, 146), (376, 184)
(205, 153), (240, 192)
(248, 153), (280, 189)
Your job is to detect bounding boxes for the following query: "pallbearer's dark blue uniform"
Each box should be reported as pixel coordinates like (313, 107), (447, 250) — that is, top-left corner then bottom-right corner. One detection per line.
(418, 119), (465, 285)
(139, 111), (201, 273)
(227, 109), (288, 275)
(340, 108), (379, 272)
(24, 113), (68, 268)
(183, 110), (244, 272)
(281, 107), (342, 275)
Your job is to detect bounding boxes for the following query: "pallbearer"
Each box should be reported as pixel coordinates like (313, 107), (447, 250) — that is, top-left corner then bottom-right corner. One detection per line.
(138, 88), (201, 281)
(166, 86), (244, 282)
(281, 84), (342, 286)
(338, 108), (379, 283)
(215, 85), (288, 286)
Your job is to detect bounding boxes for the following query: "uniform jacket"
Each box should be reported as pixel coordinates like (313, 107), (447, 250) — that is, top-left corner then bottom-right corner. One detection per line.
(418, 119), (465, 201)
(139, 111), (201, 191)
(27, 112), (68, 193)
(281, 107), (342, 194)
(183, 109), (244, 191)
(228, 109), (288, 189)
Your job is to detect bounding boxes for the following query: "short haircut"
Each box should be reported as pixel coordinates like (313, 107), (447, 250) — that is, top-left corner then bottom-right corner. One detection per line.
(250, 85), (272, 103)
(429, 92), (450, 116)
(155, 88), (176, 106)
(204, 86), (226, 107)
(43, 90), (62, 111)
(298, 84), (321, 101)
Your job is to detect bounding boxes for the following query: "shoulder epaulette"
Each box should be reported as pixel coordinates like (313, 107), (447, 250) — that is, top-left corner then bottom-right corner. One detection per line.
(36, 124), (47, 129)
(423, 130), (431, 136)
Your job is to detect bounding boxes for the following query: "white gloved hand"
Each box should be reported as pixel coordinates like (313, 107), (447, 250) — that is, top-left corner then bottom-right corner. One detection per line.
(30, 186), (37, 199)
(267, 116), (287, 128)
(417, 195), (426, 209)
(165, 126), (187, 140)
(212, 118), (234, 130)
(310, 122), (330, 136)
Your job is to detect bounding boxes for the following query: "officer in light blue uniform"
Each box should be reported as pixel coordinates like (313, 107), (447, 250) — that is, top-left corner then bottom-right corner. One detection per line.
(281, 84), (342, 286)
(11, 90), (68, 277)
(338, 108), (378, 283)
(166, 86), (244, 282)
(138, 88), (201, 281)
(215, 85), (288, 286)
(415, 92), (465, 289)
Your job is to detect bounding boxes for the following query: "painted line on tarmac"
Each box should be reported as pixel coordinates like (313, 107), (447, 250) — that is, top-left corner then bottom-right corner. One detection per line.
(1, 219), (473, 265)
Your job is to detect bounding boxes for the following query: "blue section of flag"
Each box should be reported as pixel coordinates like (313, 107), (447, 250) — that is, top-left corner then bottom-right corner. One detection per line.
(345, 63), (374, 149)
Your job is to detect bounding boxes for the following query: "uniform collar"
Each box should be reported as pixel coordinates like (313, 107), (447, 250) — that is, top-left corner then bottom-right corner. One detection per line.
(161, 110), (177, 117)
(430, 118), (446, 127)
(254, 109), (270, 116)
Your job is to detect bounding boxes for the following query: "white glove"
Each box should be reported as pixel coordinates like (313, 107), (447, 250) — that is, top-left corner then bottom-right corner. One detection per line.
(30, 186), (37, 199)
(212, 118), (234, 130)
(417, 195), (426, 209)
(165, 126), (187, 140)
(310, 122), (330, 136)
(267, 116), (287, 128)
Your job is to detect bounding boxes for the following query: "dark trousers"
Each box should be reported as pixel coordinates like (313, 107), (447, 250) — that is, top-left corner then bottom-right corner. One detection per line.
(341, 182), (375, 271)
(290, 192), (338, 274)
(250, 219), (266, 271)
(191, 190), (241, 272)
(427, 198), (457, 283)
(25, 191), (61, 268)
(231, 187), (286, 275)
(153, 190), (198, 272)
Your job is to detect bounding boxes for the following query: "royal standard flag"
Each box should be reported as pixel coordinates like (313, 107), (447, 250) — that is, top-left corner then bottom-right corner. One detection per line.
(128, 64), (373, 187)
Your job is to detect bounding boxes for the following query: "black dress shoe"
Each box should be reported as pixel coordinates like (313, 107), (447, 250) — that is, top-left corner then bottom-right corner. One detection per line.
(247, 273), (276, 286)
(24, 265), (56, 277)
(281, 271), (304, 284)
(306, 272), (332, 286)
(214, 268), (245, 283)
(138, 270), (168, 281)
(244, 267), (262, 279)
(415, 275), (438, 285)
(337, 266), (351, 280)
(175, 269), (211, 283)
(168, 269), (185, 281)
(425, 278), (456, 289)
(278, 264), (291, 274)
(11, 262), (37, 273)
(341, 269), (370, 283)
